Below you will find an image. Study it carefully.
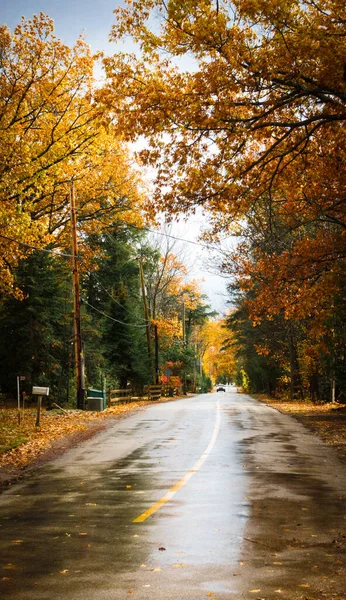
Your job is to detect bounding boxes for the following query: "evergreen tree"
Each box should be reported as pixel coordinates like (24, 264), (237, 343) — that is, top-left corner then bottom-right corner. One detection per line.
(0, 251), (73, 400)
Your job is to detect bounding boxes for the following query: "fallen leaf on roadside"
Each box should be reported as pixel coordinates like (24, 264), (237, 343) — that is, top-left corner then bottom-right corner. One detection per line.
(3, 564), (15, 570)
(60, 569), (69, 574)
(152, 568), (161, 572)
(172, 564), (186, 568)
(126, 485), (132, 489)
(12, 540), (23, 545)
(79, 533), (88, 536)
(299, 584), (310, 588)
(248, 590), (261, 593)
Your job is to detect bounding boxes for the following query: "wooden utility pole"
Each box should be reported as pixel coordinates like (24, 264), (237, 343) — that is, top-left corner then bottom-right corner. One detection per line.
(139, 257), (152, 373)
(182, 301), (186, 345)
(154, 324), (159, 384)
(182, 301), (187, 395)
(70, 182), (85, 410)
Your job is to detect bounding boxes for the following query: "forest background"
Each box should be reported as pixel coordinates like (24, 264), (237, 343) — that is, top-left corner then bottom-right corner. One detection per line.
(0, 0), (345, 407)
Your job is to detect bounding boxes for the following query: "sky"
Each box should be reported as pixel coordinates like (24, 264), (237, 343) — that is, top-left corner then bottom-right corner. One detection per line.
(1, 0), (231, 314)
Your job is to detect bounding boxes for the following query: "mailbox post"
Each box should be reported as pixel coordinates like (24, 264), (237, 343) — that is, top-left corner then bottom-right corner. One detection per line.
(32, 386), (49, 427)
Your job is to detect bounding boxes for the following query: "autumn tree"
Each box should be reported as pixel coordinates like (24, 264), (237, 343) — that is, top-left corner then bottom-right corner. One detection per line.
(100, 0), (346, 401)
(200, 318), (237, 385)
(0, 14), (146, 296)
(100, 0), (346, 312)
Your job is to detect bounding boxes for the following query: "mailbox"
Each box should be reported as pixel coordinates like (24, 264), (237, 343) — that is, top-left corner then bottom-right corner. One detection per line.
(32, 386), (49, 396)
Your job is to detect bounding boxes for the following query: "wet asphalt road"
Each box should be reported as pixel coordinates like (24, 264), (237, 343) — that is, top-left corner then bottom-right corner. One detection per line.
(1, 390), (346, 599)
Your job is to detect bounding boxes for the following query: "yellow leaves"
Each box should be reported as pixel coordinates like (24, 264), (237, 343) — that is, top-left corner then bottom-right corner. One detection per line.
(60, 569), (69, 575)
(0, 14), (147, 297)
(0, 402), (151, 471)
(201, 317), (236, 383)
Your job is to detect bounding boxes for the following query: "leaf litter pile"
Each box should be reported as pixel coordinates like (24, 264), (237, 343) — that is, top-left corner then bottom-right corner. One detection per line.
(0, 401), (153, 483)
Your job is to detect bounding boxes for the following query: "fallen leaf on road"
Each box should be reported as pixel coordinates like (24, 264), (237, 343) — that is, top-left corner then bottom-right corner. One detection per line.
(172, 564), (186, 568)
(60, 569), (69, 574)
(85, 503), (97, 506)
(299, 584), (310, 588)
(126, 485), (132, 489)
(158, 547), (166, 551)
(248, 590), (261, 593)
(12, 540), (23, 545)
(3, 564), (15, 570)
(128, 590), (134, 594)
(152, 568), (161, 572)
(79, 533), (88, 536)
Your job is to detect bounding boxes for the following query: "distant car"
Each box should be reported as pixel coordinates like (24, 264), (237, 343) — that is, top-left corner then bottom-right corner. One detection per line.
(216, 385), (226, 392)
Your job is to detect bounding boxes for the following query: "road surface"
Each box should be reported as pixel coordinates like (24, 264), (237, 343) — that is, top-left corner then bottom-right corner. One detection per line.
(1, 390), (345, 599)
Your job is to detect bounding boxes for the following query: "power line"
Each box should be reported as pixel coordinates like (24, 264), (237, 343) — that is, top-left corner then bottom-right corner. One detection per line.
(83, 265), (148, 323)
(83, 299), (148, 329)
(0, 233), (73, 258)
(0, 222), (224, 257)
(126, 223), (224, 253)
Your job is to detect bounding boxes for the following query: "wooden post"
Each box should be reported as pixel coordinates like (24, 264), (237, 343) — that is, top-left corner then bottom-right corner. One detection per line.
(35, 396), (42, 427)
(182, 301), (187, 395)
(154, 324), (159, 384)
(139, 257), (152, 373)
(17, 376), (21, 425)
(70, 182), (85, 410)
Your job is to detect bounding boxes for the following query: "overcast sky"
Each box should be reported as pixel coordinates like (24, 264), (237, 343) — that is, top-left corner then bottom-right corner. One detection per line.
(1, 0), (231, 314)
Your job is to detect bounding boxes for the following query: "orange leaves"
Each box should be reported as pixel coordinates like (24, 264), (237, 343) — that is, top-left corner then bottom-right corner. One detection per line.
(0, 402), (150, 473)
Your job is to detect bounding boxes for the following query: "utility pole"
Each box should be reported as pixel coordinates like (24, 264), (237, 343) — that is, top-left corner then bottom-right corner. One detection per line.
(139, 257), (152, 375)
(70, 182), (85, 410)
(182, 301), (187, 395)
(182, 301), (186, 345)
(154, 324), (159, 384)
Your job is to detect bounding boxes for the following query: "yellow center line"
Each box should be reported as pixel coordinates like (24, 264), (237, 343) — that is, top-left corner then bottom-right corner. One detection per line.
(133, 401), (221, 523)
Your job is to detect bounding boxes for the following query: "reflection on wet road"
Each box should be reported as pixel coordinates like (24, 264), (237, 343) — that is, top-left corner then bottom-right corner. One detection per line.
(1, 391), (345, 599)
